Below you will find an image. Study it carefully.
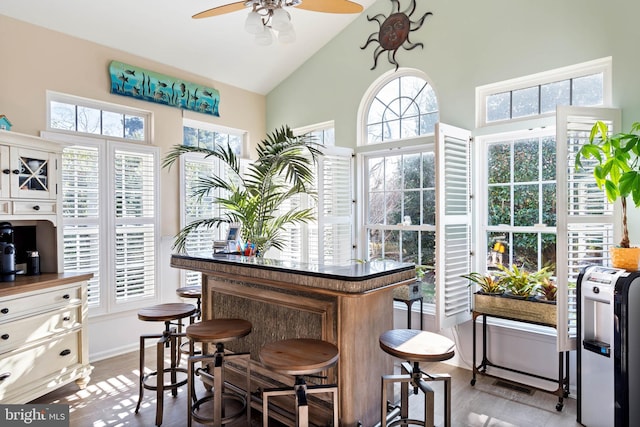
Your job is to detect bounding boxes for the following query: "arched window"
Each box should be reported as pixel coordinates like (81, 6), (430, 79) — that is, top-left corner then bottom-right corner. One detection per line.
(364, 71), (439, 144)
(359, 70), (441, 305)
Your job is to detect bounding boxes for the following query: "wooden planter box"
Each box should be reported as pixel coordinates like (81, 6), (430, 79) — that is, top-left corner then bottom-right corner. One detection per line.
(474, 292), (556, 326)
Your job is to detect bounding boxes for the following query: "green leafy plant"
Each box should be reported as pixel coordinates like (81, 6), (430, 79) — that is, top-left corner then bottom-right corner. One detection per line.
(575, 121), (640, 248)
(494, 264), (551, 298)
(462, 272), (504, 294)
(163, 126), (322, 254)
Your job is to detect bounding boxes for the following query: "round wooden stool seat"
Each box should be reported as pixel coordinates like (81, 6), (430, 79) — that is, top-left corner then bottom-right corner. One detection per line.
(260, 338), (340, 426)
(379, 329), (455, 427)
(186, 319), (252, 343)
(260, 338), (339, 376)
(137, 302), (196, 322)
(176, 285), (202, 299)
(379, 329), (455, 362)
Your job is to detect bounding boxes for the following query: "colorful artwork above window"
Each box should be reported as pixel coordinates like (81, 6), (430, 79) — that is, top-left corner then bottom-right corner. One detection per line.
(108, 61), (220, 117)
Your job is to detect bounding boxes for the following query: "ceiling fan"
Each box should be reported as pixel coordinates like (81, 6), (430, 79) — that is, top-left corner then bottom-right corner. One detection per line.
(193, 0), (364, 19)
(192, 0), (364, 45)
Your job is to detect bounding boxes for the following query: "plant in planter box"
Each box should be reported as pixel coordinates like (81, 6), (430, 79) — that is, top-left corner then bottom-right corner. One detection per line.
(494, 264), (549, 299)
(536, 277), (557, 302)
(461, 271), (504, 295)
(575, 121), (640, 270)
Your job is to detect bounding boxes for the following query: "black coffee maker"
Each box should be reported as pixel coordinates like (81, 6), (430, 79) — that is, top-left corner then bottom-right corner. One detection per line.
(0, 222), (16, 282)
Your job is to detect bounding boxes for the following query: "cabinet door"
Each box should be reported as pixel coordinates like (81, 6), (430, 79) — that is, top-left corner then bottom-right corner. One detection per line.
(9, 147), (57, 200)
(0, 145), (9, 199)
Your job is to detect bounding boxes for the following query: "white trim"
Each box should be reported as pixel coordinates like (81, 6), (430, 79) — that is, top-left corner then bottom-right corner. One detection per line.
(46, 90), (153, 143)
(475, 56), (613, 129)
(356, 67), (440, 147)
(293, 120), (334, 136)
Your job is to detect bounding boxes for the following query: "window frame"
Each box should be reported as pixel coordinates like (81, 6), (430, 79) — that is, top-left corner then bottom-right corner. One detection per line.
(473, 59), (614, 338)
(475, 57), (612, 129)
(44, 94), (159, 316)
(46, 91), (152, 143)
(358, 69), (443, 311)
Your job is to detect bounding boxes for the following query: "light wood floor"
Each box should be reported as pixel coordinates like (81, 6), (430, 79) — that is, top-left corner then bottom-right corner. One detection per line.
(31, 350), (581, 426)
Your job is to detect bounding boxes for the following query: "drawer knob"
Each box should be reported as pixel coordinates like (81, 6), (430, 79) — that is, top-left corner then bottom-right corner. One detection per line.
(12, 169), (19, 175)
(63, 316), (71, 321)
(1, 334), (8, 340)
(33, 205), (41, 211)
(60, 349), (71, 357)
(0, 373), (10, 381)
(2, 169), (9, 175)
(62, 294), (70, 300)
(0, 308), (8, 315)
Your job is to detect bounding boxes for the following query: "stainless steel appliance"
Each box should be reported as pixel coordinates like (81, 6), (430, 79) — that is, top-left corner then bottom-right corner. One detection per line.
(577, 265), (640, 427)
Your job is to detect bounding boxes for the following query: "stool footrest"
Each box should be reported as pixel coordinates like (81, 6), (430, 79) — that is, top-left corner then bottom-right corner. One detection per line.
(141, 367), (188, 392)
(191, 392), (246, 425)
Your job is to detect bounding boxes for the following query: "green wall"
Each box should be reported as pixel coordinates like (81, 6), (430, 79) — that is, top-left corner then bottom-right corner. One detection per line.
(267, 0), (640, 141)
(266, 0), (640, 244)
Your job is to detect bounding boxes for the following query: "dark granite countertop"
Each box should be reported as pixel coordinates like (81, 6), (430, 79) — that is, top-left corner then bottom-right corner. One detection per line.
(171, 252), (415, 282)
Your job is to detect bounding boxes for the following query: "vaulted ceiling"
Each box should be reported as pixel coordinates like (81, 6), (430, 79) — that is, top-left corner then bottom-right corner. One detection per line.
(0, 0), (376, 94)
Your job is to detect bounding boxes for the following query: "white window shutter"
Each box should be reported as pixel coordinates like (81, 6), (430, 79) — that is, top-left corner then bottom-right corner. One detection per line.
(181, 155), (220, 286)
(278, 147), (354, 265)
(62, 146), (102, 306)
(113, 147), (157, 301)
(435, 123), (473, 330)
(556, 106), (620, 352)
(316, 148), (354, 264)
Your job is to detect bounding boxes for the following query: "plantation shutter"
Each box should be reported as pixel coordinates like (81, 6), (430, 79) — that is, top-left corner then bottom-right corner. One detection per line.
(556, 106), (620, 352)
(180, 154), (220, 286)
(435, 123), (473, 330)
(62, 145), (101, 306)
(112, 145), (157, 301)
(278, 147), (354, 264)
(316, 147), (354, 264)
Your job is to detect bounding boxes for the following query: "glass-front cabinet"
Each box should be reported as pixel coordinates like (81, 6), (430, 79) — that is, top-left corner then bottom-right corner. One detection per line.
(5, 147), (57, 200)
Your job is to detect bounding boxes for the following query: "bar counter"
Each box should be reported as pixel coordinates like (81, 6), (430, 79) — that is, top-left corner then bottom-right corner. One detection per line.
(171, 253), (415, 426)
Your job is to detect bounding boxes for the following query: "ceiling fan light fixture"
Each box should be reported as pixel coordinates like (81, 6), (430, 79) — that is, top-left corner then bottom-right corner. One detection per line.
(271, 8), (291, 32)
(255, 27), (274, 46)
(244, 11), (263, 34)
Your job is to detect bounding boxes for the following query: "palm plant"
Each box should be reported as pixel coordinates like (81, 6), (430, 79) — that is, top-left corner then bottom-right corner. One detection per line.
(163, 126), (322, 255)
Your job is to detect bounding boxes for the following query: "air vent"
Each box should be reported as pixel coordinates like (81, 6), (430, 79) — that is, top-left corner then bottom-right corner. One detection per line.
(493, 380), (534, 395)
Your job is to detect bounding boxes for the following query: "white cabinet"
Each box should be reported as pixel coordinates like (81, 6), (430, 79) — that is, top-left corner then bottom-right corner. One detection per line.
(0, 274), (92, 403)
(8, 146), (58, 200)
(0, 130), (62, 225)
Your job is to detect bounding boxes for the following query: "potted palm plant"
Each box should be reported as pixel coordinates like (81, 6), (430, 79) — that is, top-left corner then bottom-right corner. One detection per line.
(163, 126), (322, 255)
(575, 121), (640, 271)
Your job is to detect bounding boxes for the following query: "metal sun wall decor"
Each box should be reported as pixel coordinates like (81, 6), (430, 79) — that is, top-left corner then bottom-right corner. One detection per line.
(109, 61), (220, 117)
(360, 0), (432, 71)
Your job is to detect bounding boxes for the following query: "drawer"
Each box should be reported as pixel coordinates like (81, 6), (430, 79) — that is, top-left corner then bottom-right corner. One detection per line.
(12, 200), (56, 215)
(0, 285), (81, 321)
(0, 307), (80, 354)
(0, 332), (79, 398)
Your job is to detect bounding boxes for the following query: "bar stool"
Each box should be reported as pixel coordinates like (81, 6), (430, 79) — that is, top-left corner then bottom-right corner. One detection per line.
(176, 285), (203, 358)
(379, 329), (455, 427)
(186, 319), (252, 427)
(135, 302), (197, 426)
(176, 285), (202, 322)
(260, 338), (339, 427)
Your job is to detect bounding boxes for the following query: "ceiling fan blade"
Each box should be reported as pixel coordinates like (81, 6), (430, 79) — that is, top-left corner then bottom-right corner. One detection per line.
(192, 2), (247, 19)
(295, 0), (363, 14)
